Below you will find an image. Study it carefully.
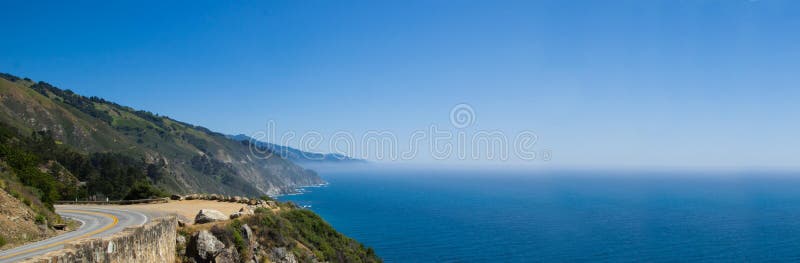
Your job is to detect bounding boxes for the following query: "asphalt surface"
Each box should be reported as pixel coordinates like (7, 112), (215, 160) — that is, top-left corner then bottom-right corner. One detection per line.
(0, 205), (149, 263)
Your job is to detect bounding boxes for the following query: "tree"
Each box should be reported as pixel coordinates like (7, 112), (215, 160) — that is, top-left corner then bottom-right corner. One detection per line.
(123, 181), (166, 200)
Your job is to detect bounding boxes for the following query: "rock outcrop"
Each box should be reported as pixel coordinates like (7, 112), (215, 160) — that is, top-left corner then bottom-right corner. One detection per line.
(229, 207), (254, 219)
(187, 230), (225, 262)
(270, 247), (299, 263)
(185, 229), (242, 263)
(195, 209), (227, 224)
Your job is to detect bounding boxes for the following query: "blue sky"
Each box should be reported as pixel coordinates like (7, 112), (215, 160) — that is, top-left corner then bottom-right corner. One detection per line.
(2, 1), (798, 169)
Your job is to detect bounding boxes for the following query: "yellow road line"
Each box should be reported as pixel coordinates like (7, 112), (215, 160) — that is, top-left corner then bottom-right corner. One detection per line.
(0, 210), (119, 260)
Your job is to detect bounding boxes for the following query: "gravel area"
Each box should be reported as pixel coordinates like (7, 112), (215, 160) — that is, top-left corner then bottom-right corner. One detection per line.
(116, 200), (251, 224)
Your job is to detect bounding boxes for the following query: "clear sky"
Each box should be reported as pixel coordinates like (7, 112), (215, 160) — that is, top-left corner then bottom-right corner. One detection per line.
(2, 1), (798, 169)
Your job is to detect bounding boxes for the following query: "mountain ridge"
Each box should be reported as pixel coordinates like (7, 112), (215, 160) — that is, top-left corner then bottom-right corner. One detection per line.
(227, 134), (367, 164)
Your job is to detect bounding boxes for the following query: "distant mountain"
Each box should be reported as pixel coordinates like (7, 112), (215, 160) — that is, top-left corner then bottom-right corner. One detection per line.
(0, 73), (323, 196)
(228, 134), (367, 164)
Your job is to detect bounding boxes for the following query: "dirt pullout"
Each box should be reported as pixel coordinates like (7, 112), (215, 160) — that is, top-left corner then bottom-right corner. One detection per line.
(118, 200), (251, 224)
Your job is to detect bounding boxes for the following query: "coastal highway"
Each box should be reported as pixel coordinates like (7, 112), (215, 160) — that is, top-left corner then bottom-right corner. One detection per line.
(0, 206), (150, 263)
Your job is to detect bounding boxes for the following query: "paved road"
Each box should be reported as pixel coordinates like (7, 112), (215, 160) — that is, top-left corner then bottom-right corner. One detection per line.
(0, 205), (149, 263)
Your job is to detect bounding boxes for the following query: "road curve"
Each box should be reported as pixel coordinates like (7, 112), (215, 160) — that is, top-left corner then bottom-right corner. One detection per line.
(0, 205), (149, 263)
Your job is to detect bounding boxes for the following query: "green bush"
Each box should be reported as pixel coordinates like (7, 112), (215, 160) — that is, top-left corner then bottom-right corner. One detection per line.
(254, 207), (270, 214)
(0, 235), (6, 247)
(228, 220), (249, 261)
(34, 214), (46, 225)
(123, 181), (166, 200)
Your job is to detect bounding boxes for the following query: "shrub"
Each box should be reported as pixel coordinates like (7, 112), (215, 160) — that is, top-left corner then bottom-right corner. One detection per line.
(281, 201), (298, 209)
(34, 214), (46, 225)
(123, 181), (166, 200)
(0, 235), (6, 247)
(254, 207), (270, 214)
(228, 220), (249, 261)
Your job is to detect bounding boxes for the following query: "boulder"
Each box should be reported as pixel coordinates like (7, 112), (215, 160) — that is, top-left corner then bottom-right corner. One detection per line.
(229, 212), (242, 219)
(170, 194), (184, 201)
(176, 235), (187, 257)
(195, 209), (227, 224)
(240, 224), (258, 262)
(241, 197), (250, 204)
(270, 247), (298, 263)
(187, 230), (225, 262)
(239, 207), (254, 214)
(241, 224), (256, 248)
(37, 218), (48, 231)
(248, 199), (258, 205)
(176, 235), (187, 246)
(214, 247), (239, 263)
(233, 196), (242, 202)
(229, 207), (254, 219)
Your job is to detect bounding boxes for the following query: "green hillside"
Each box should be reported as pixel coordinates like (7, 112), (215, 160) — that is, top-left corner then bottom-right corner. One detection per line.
(0, 73), (323, 198)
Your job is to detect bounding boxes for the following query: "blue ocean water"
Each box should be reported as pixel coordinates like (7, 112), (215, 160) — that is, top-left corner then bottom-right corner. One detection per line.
(279, 169), (800, 262)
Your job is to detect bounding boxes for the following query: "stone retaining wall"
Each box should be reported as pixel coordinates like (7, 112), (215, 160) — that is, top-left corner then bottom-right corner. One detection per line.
(22, 217), (177, 263)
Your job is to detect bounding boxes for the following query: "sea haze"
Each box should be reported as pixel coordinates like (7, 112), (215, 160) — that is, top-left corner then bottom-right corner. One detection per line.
(279, 168), (800, 262)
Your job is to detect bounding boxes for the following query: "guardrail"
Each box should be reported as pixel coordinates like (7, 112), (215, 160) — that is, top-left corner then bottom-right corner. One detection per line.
(55, 198), (169, 205)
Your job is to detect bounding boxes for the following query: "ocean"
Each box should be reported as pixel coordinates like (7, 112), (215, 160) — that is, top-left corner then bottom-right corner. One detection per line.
(279, 169), (800, 262)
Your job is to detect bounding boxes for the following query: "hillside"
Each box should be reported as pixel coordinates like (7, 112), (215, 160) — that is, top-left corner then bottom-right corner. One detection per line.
(0, 187), (56, 249)
(0, 73), (323, 197)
